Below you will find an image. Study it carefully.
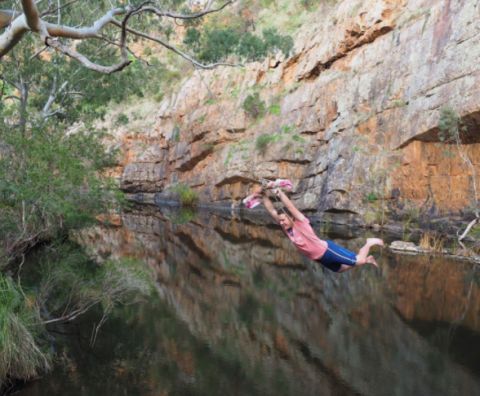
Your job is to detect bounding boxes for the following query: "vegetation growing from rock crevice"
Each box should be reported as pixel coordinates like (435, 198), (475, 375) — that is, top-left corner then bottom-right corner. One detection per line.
(171, 183), (199, 206)
(438, 107), (479, 246)
(243, 92), (266, 119)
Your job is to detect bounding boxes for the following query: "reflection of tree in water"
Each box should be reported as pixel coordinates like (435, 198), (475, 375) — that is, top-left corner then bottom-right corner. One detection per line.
(61, 206), (480, 396)
(24, 298), (292, 396)
(2, 242), (153, 394)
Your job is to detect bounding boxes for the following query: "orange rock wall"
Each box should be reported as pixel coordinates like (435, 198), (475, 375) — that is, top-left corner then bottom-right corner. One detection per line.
(393, 141), (480, 211)
(109, 0), (480, 222)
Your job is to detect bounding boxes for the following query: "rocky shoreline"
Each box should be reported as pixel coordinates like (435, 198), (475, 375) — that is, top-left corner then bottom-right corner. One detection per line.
(125, 195), (480, 264)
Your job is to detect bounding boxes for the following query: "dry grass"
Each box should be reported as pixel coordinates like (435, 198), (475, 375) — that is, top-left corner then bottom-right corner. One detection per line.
(419, 232), (445, 253)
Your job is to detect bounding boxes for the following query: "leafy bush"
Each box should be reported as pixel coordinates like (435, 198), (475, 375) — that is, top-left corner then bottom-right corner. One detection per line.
(255, 133), (279, 154)
(183, 27), (293, 63)
(115, 113), (129, 126)
(0, 243), (154, 385)
(171, 183), (198, 206)
(0, 275), (50, 382)
(0, 124), (122, 265)
(242, 93), (266, 119)
(262, 28), (294, 57)
(438, 107), (462, 143)
(365, 192), (378, 202)
(268, 103), (281, 115)
(171, 125), (181, 142)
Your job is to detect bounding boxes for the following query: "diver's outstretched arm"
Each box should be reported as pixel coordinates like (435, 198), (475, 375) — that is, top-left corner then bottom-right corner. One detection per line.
(275, 189), (305, 221)
(262, 194), (280, 222)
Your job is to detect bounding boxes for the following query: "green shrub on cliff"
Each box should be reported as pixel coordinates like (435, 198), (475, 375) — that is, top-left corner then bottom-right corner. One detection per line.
(438, 107), (463, 143)
(183, 27), (293, 63)
(243, 93), (266, 119)
(172, 183), (198, 206)
(255, 133), (280, 154)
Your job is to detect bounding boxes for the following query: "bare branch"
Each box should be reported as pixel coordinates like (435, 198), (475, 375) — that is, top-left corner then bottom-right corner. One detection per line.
(0, 9), (21, 29)
(0, 0), (237, 73)
(3, 94), (21, 100)
(45, 38), (131, 74)
(0, 15), (29, 57)
(40, 0), (80, 18)
(458, 217), (479, 242)
(44, 7), (126, 39)
(111, 20), (241, 70)
(21, 0), (42, 32)
(140, 0), (235, 20)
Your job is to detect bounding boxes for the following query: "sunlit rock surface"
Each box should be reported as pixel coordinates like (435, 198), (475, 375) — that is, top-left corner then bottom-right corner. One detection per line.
(109, 0), (480, 223)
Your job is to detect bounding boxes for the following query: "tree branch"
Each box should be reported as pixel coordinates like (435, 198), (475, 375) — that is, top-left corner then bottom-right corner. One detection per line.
(138, 0), (235, 20)
(0, 14), (29, 57)
(44, 4), (137, 74)
(111, 20), (241, 69)
(21, 0), (43, 32)
(44, 7), (125, 39)
(0, 9), (21, 29)
(0, 0), (237, 73)
(458, 217), (479, 242)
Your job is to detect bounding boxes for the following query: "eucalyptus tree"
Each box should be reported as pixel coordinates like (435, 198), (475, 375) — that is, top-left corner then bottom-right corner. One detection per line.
(0, 0), (235, 72)
(0, 1), (237, 128)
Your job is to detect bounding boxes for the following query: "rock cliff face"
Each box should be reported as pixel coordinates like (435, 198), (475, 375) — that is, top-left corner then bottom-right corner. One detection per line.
(113, 0), (480, 224)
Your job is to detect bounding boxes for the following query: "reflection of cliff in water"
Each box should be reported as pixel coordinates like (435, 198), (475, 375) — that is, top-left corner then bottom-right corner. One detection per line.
(77, 206), (480, 396)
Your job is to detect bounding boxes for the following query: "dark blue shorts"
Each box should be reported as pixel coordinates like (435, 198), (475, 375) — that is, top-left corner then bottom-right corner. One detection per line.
(316, 240), (357, 272)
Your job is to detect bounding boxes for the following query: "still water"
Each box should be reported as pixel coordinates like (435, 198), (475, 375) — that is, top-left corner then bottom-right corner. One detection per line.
(17, 206), (480, 396)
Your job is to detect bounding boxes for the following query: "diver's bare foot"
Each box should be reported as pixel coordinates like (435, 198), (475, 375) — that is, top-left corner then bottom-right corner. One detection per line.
(367, 238), (384, 247)
(366, 255), (378, 268)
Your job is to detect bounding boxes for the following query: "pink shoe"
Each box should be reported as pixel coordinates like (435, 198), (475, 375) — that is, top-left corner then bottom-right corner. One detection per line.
(242, 193), (262, 209)
(265, 179), (293, 192)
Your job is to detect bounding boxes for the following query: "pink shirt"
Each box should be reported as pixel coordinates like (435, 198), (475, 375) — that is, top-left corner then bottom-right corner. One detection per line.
(282, 216), (327, 260)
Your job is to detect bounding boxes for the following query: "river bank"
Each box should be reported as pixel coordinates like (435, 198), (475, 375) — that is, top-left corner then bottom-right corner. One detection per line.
(125, 194), (480, 264)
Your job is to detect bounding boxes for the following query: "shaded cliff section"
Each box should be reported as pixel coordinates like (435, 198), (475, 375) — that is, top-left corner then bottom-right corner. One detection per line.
(111, 0), (480, 226)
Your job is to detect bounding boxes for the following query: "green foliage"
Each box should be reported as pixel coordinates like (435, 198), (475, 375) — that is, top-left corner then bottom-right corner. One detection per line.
(365, 192), (378, 202)
(183, 27), (202, 52)
(0, 242), (154, 384)
(268, 103), (281, 115)
(438, 107), (463, 143)
(183, 27), (293, 63)
(300, 0), (318, 10)
(390, 99), (408, 108)
(224, 140), (250, 165)
(170, 207), (197, 224)
(204, 97), (217, 105)
(171, 125), (181, 142)
(171, 183), (198, 206)
(262, 28), (294, 57)
(255, 133), (280, 154)
(291, 134), (305, 143)
(0, 275), (50, 382)
(34, 243), (154, 317)
(115, 113), (129, 126)
(280, 124), (294, 134)
(242, 93), (266, 119)
(0, 123), (122, 265)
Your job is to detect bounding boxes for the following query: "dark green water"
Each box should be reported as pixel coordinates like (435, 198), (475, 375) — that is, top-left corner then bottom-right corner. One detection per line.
(16, 206), (480, 396)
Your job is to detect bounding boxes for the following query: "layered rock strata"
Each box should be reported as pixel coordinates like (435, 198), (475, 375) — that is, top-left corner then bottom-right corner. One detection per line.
(114, 0), (480, 224)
